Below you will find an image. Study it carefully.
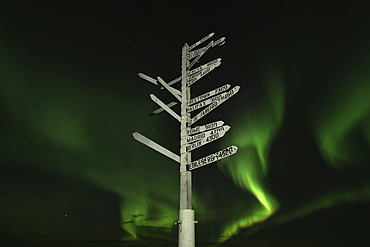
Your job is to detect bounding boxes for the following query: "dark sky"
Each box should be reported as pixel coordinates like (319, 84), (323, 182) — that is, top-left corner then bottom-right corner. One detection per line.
(1, 1), (370, 247)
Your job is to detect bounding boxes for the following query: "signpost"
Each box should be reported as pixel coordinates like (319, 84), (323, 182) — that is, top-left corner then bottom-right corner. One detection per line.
(133, 33), (240, 247)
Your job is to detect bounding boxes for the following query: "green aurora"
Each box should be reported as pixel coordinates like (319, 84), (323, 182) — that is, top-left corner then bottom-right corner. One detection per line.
(1, 2), (370, 246)
(2, 38), (370, 246)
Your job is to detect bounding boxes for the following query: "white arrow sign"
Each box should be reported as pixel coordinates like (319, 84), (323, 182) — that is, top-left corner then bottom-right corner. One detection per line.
(186, 37), (225, 60)
(185, 125), (230, 144)
(187, 46), (207, 60)
(157, 76), (182, 101)
(183, 126), (230, 152)
(188, 145), (238, 170)
(138, 72), (182, 88)
(138, 72), (158, 85)
(187, 87), (239, 113)
(185, 120), (224, 136)
(188, 40), (213, 69)
(187, 61), (221, 87)
(150, 94), (181, 122)
(212, 36), (226, 47)
(132, 132), (180, 163)
(148, 101), (177, 117)
(188, 84), (230, 106)
(188, 58), (221, 76)
(188, 32), (215, 51)
(188, 86), (240, 126)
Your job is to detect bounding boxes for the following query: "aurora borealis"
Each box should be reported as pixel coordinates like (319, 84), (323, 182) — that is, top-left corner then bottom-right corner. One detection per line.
(1, 1), (370, 246)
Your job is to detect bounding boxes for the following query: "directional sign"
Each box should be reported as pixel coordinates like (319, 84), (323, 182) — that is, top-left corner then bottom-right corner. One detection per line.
(188, 40), (213, 69)
(157, 76), (181, 101)
(138, 72), (182, 89)
(212, 37), (226, 47)
(150, 94), (181, 122)
(187, 46), (208, 60)
(187, 145), (238, 170)
(188, 58), (221, 76)
(188, 32), (215, 51)
(148, 101), (177, 117)
(138, 72), (158, 85)
(186, 125), (230, 144)
(187, 36), (226, 60)
(186, 120), (224, 135)
(187, 86), (240, 113)
(188, 84), (230, 106)
(187, 59), (221, 87)
(188, 86), (240, 126)
(183, 127), (230, 152)
(132, 132), (180, 163)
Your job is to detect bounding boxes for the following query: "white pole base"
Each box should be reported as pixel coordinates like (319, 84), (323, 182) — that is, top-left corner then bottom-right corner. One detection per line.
(178, 209), (195, 247)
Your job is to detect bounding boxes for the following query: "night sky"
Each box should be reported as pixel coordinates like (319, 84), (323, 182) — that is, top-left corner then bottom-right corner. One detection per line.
(1, 1), (370, 247)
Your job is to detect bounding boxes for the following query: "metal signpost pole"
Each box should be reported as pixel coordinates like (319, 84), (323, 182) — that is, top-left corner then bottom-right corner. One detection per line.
(133, 33), (239, 247)
(178, 43), (195, 247)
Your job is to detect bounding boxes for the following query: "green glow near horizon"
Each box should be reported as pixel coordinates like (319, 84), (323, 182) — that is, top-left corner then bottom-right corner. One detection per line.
(218, 68), (284, 240)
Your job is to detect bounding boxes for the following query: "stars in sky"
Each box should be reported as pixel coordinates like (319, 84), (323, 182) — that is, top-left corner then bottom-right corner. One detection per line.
(0, 1), (370, 247)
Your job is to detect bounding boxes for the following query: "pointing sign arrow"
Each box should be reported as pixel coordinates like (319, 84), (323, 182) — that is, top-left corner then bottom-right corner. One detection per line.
(157, 76), (182, 102)
(186, 86), (239, 113)
(182, 126), (230, 153)
(188, 40), (214, 69)
(187, 46), (208, 60)
(138, 72), (158, 85)
(188, 36), (226, 69)
(188, 86), (240, 126)
(187, 36), (226, 59)
(187, 145), (238, 170)
(188, 84), (230, 106)
(132, 132), (180, 163)
(150, 94), (181, 122)
(148, 101), (177, 117)
(185, 120), (224, 136)
(187, 59), (222, 87)
(187, 32), (215, 51)
(138, 72), (182, 88)
(188, 58), (221, 76)
(185, 125), (230, 144)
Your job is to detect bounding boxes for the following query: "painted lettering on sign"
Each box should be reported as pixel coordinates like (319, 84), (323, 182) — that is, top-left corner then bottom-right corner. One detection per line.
(187, 32), (214, 51)
(212, 37), (226, 47)
(186, 132), (206, 143)
(186, 100), (206, 113)
(186, 85), (234, 113)
(187, 47), (207, 60)
(186, 120), (224, 135)
(186, 125), (230, 144)
(184, 126), (230, 152)
(188, 101), (218, 126)
(188, 86), (240, 126)
(188, 145), (238, 170)
(186, 140), (202, 152)
(187, 60), (222, 87)
(188, 59), (221, 76)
